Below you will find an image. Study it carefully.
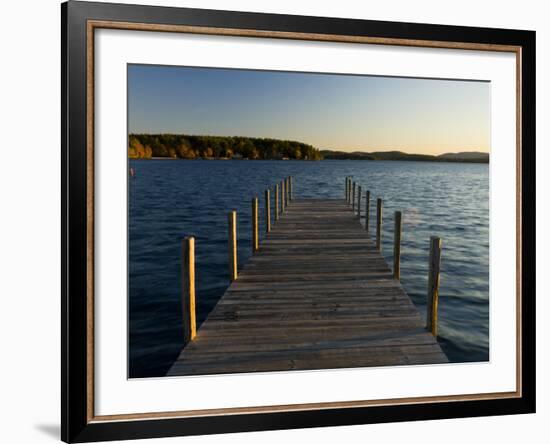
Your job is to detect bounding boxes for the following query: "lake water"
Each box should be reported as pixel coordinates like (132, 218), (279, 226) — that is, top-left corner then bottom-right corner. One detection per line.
(129, 159), (489, 378)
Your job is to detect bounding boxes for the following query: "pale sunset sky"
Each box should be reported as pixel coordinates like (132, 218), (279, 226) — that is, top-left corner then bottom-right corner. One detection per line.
(128, 65), (490, 155)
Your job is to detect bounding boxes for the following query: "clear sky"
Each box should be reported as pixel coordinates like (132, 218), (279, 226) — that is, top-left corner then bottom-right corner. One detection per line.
(128, 64), (490, 155)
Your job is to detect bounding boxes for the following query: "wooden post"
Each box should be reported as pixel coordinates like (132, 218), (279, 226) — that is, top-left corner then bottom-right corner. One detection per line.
(426, 236), (442, 336)
(347, 177), (352, 204)
(365, 190), (370, 232)
(357, 186), (362, 218)
(252, 197), (259, 253)
(265, 189), (271, 233)
(352, 182), (356, 212)
(284, 178), (287, 211)
(345, 177), (348, 201)
(285, 177), (290, 206)
(181, 236), (197, 343)
(289, 176), (293, 201)
(376, 198), (382, 251)
(274, 184), (279, 221)
(228, 211), (238, 282)
(281, 180), (285, 213)
(393, 211), (402, 280)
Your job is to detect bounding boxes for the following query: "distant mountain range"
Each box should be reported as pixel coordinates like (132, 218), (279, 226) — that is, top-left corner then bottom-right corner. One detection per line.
(319, 150), (489, 163)
(437, 152), (489, 161)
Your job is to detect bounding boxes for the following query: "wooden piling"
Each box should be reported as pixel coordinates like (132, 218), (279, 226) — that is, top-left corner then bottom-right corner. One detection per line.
(426, 236), (442, 336)
(393, 211), (402, 280)
(265, 189), (271, 233)
(281, 180), (285, 213)
(252, 197), (259, 253)
(285, 177), (290, 206)
(181, 236), (197, 344)
(228, 211), (238, 282)
(289, 176), (293, 201)
(274, 184), (279, 221)
(365, 190), (370, 232)
(345, 178), (349, 203)
(352, 182), (356, 212)
(357, 186), (362, 218)
(376, 198), (382, 251)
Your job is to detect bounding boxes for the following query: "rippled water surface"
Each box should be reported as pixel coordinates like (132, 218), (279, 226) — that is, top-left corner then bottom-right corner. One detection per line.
(129, 159), (489, 378)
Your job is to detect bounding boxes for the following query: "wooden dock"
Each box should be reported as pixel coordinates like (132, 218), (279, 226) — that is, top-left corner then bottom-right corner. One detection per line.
(168, 196), (447, 377)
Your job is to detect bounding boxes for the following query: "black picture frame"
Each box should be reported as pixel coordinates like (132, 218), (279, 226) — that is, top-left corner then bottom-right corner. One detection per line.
(62, 1), (536, 442)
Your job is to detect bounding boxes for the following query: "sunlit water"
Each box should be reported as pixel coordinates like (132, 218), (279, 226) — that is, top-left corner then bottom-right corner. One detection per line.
(129, 159), (489, 378)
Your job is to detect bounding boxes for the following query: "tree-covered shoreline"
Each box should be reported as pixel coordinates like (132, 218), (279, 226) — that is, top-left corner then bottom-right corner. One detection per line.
(128, 134), (323, 160)
(128, 133), (488, 163)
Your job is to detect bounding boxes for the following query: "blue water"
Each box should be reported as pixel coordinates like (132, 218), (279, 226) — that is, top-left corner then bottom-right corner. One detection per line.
(129, 159), (489, 378)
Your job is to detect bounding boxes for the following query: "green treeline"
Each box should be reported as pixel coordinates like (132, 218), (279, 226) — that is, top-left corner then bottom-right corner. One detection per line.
(128, 134), (323, 160)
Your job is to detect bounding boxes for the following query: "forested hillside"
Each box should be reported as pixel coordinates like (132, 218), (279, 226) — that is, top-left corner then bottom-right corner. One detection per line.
(128, 134), (323, 160)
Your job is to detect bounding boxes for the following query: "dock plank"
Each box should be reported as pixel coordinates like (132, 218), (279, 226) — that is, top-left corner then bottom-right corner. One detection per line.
(167, 199), (447, 376)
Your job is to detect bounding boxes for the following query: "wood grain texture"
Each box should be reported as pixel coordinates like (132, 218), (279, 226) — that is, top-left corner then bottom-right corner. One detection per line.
(168, 199), (447, 376)
(88, 20), (522, 53)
